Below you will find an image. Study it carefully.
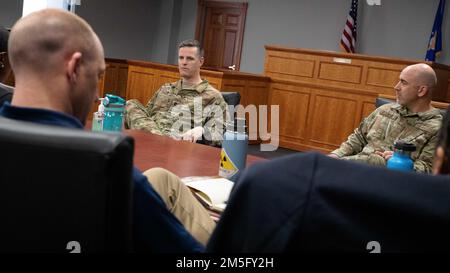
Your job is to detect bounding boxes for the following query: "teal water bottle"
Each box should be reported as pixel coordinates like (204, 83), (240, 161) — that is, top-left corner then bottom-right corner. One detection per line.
(102, 94), (125, 132)
(218, 118), (248, 182)
(387, 140), (416, 172)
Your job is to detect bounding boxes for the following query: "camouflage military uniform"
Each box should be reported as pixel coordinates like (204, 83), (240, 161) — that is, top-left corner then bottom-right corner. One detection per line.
(331, 103), (442, 173)
(125, 79), (228, 146)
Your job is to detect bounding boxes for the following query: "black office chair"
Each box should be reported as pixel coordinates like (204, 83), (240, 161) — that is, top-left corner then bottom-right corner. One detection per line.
(375, 96), (446, 118)
(221, 91), (241, 107)
(196, 92), (241, 146)
(0, 83), (13, 106)
(375, 97), (394, 108)
(0, 117), (134, 253)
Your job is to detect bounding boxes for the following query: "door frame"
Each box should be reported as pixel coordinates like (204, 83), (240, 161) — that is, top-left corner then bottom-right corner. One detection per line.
(195, 0), (248, 71)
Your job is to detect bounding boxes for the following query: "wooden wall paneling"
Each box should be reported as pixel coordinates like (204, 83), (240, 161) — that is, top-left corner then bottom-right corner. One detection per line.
(126, 65), (158, 104)
(265, 50), (316, 82)
(246, 80), (268, 106)
(221, 78), (246, 105)
(433, 65), (450, 101)
(317, 62), (363, 84)
(103, 63), (118, 95)
(116, 64), (129, 99)
(306, 90), (376, 152)
(98, 72), (105, 98)
(270, 83), (310, 143)
(104, 60), (129, 99)
(246, 80), (268, 143)
(247, 80), (268, 140)
(269, 80), (377, 153)
(307, 92), (357, 150)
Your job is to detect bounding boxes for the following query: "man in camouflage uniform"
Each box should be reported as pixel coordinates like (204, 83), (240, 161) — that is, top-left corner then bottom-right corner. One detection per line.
(330, 63), (442, 173)
(125, 39), (227, 146)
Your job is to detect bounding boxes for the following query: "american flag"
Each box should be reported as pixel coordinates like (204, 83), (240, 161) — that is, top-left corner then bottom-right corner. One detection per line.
(340, 0), (359, 53)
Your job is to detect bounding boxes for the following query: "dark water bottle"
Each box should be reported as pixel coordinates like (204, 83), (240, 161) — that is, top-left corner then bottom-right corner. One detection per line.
(218, 118), (248, 182)
(387, 140), (416, 172)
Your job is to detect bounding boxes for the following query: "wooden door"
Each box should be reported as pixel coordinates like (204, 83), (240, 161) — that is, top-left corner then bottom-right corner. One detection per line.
(195, 0), (247, 71)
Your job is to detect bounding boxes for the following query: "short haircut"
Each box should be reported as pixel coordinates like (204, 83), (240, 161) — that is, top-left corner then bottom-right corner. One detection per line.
(0, 27), (9, 52)
(178, 39), (204, 57)
(8, 9), (98, 75)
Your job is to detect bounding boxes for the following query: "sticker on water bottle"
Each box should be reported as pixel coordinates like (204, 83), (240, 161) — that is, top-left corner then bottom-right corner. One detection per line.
(219, 148), (238, 178)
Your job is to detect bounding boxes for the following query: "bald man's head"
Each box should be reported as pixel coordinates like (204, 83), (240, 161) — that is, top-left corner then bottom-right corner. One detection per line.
(7, 9), (106, 124)
(404, 63), (437, 96)
(395, 63), (437, 112)
(8, 9), (101, 77)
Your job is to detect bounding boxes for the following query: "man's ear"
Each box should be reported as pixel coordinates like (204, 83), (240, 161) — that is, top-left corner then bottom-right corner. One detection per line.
(66, 52), (82, 84)
(199, 56), (204, 67)
(418, 85), (428, 98)
(433, 146), (445, 174)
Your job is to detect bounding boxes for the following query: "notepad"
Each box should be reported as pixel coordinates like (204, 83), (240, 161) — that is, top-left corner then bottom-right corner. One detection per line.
(182, 177), (234, 213)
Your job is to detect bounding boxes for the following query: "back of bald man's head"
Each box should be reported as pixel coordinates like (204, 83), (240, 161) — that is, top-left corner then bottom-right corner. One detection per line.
(8, 9), (99, 77)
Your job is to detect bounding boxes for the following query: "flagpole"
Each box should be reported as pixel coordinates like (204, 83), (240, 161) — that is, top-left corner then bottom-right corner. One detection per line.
(68, 0), (79, 13)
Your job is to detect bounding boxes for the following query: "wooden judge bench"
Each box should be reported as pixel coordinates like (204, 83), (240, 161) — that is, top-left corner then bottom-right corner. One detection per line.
(99, 45), (450, 153)
(264, 45), (450, 152)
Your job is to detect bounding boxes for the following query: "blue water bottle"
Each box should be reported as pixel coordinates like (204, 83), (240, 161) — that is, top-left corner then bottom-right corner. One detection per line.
(218, 118), (248, 182)
(102, 94), (125, 132)
(387, 140), (416, 172)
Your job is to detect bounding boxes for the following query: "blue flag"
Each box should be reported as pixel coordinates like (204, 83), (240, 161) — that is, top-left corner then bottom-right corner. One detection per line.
(425, 0), (446, 61)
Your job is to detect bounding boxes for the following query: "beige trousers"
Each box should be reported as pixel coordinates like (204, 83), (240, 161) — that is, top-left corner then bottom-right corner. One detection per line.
(143, 167), (216, 246)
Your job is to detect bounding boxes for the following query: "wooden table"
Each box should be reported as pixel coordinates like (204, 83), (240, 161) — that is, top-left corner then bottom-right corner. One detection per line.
(125, 129), (266, 177)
